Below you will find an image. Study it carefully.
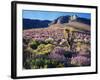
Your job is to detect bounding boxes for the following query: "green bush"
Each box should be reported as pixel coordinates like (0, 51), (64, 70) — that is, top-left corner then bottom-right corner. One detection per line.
(29, 39), (39, 49)
(33, 44), (54, 55)
(28, 58), (64, 69)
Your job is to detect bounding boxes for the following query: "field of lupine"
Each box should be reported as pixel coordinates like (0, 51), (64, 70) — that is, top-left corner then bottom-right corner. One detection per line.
(23, 28), (91, 69)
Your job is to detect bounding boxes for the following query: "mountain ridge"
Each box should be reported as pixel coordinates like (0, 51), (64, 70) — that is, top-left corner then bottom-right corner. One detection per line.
(23, 15), (91, 30)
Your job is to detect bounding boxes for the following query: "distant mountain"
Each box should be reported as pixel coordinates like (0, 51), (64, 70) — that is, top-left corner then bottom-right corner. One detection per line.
(50, 16), (70, 24)
(49, 15), (91, 32)
(76, 17), (91, 25)
(23, 15), (91, 30)
(50, 15), (91, 25)
(23, 19), (51, 29)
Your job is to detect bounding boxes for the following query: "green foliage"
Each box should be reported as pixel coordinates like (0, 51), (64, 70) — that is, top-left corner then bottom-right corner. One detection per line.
(27, 58), (64, 69)
(27, 38), (55, 55)
(29, 39), (39, 49)
(23, 59), (31, 69)
(57, 63), (64, 67)
(45, 44), (54, 53)
(33, 44), (54, 55)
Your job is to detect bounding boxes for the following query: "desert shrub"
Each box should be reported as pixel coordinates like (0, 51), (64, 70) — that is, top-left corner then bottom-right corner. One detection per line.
(78, 50), (91, 58)
(24, 46), (68, 69)
(45, 44), (55, 52)
(51, 47), (65, 55)
(35, 37), (45, 43)
(29, 39), (39, 49)
(71, 56), (90, 66)
(49, 47), (66, 61)
(64, 51), (77, 58)
(28, 58), (64, 69)
(31, 58), (44, 68)
(33, 44), (54, 55)
(23, 37), (30, 45)
(23, 59), (31, 69)
(45, 37), (54, 44)
(23, 48), (37, 69)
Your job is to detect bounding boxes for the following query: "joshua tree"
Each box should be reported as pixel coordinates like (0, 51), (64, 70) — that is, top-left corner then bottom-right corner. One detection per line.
(63, 28), (75, 51)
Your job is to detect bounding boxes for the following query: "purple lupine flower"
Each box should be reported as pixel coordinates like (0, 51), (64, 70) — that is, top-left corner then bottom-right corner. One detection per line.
(71, 55), (90, 66)
(49, 47), (66, 61)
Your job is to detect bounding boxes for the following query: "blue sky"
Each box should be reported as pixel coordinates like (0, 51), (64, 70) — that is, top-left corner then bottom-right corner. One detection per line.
(22, 10), (91, 21)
